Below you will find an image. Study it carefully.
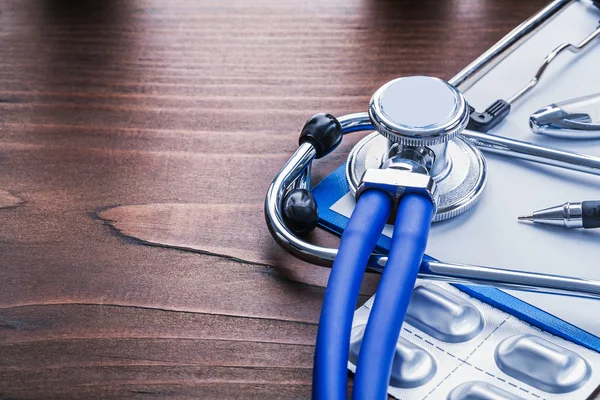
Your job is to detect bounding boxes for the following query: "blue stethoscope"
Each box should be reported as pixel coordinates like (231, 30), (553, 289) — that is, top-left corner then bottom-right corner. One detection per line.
(298, 76), (480, 399)
(264, 1), (600, 398)
(265, 75), (600, 400)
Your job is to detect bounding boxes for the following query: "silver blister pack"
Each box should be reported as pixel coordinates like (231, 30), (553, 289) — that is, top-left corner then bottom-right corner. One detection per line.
(348, 281), (600, 400)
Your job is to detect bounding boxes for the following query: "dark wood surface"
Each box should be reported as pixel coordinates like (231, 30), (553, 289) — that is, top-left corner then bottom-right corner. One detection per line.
(3, 0), (591, 399)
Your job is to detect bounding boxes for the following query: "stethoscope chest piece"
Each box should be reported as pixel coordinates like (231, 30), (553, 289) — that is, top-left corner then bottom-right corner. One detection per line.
(346, 76), (488, 221)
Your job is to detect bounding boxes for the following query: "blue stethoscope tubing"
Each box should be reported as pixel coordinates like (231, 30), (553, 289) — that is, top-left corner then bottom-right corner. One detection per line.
(313, 189), (393, 399)
(312, 188), (434, 399)
(353, 193), (434, 399)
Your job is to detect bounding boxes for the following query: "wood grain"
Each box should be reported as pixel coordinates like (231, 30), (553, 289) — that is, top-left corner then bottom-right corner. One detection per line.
(0, 190), (23, 209)
(2, 0), (589, 399)
(96, 202), (386, 294)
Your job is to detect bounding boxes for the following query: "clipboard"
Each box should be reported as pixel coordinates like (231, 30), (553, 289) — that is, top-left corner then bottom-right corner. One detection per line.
(312, 0), (600, 351)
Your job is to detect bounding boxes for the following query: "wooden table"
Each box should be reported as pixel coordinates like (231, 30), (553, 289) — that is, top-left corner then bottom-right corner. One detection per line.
(4, 0), (597, 399)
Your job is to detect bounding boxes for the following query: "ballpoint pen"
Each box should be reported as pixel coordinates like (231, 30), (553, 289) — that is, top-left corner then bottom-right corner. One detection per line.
(519, 201), (600, 229)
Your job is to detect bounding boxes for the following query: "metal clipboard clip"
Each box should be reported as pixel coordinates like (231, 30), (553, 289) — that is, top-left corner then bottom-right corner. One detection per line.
(530, 93), (600, 139)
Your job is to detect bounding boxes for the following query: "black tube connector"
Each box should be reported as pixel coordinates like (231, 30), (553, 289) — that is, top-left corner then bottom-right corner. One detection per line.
(467, 100), (511, 133)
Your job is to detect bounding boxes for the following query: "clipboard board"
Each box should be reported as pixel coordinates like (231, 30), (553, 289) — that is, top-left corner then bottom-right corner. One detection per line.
(313, 0), (600, 351)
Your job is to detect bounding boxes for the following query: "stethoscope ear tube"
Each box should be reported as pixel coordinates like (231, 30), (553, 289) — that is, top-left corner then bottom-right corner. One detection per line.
(279, 113), (345, 237)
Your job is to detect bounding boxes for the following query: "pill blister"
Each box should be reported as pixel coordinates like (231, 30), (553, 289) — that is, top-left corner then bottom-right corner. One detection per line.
(348, 281), (600, 400)
(406, 285), (484, 343)
(495, 334), (590, 393)
(448, 381), (525, 400)
(350, 324), (438, 388)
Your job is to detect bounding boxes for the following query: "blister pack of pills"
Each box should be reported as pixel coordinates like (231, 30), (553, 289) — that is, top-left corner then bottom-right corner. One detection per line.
(348, 281), (600, 400)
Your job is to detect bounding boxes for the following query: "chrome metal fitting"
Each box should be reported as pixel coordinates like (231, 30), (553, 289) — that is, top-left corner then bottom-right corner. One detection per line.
(356, 167), (438, 216)
(368, 76), (469, 147)
(384, 144), (435, 175)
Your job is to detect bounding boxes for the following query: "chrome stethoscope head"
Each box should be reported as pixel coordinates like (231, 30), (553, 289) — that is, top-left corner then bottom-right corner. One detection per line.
(347, 76), (487, 222)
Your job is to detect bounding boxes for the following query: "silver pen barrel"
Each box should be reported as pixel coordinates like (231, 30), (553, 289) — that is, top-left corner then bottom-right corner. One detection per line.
(520, 201), (600, 229)
(519, 202), (583, 228)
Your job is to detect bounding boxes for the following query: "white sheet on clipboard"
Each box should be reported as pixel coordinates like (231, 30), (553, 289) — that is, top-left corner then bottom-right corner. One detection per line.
(459, 0), (600, 336)
(331, 0), (600, 337)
